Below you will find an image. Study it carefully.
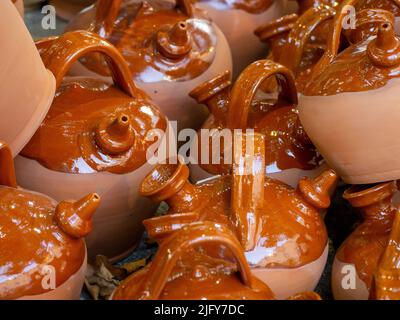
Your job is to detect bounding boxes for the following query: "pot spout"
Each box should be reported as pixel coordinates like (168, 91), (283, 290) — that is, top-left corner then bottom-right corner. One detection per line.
(55, 193), (100, 238)
(0, 141), (17, 188)
(231, 132), (266, 251)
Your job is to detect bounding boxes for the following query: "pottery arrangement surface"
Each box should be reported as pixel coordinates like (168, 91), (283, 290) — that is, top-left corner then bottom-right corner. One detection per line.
(2, 0), (400, 301)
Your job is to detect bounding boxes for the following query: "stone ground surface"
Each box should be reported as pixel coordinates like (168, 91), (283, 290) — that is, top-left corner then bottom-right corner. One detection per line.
(25, 3), (358, 300)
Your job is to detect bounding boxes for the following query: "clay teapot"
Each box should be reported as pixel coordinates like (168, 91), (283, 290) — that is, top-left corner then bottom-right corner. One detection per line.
(0, 142), (99, 300)
(299, 0), (400, 184)
(194, 0), (286, 77)
(15, 30), (168, 261)
(138, 133), (338, 299)
(189, 59), (323, 187)
(66, 0), (232, 131)
(331, 181), (399, 300)
(12, 0), (24, 17)
(112, 221), (322, 300)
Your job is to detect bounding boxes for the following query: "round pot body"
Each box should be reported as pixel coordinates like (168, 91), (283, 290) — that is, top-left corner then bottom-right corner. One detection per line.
(299, 78), (400, 184)
(252, 244), (328, 299)
(195, 0), (286, 78)
(331, 258), (369, 300)
(0, 0), (55, 156)
(15, 156), (158, 262)
(68, 22), (233, 132)
(17, 252), (87, 300)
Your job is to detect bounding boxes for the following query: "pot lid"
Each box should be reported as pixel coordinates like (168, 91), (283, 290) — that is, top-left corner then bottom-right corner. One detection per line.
(0, 142), (99, 299)
(0, 1), (55, 157)
(21, 31), (167, 174)
(113, 222), (276, 300)
(67, 0), (218, 82)
(303, 6), (400, 96)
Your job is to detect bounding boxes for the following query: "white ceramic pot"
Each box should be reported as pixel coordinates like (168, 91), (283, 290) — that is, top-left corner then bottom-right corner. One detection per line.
(0, 0), (55, 156)
(195, 0), (286, 78)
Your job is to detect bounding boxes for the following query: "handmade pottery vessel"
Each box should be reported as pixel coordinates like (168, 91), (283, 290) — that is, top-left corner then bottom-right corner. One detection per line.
(138, 133), (338, 299)
(113, 221), (322, 300)
(194, 0), (286, 78)
(189, 59), (323, 187)
(331, 181), (399, 300)
(0, 0), (55, 156)
(299, 0), (400, 184)
(15, 30), (168, 261)
(0, 142), (99, 300)
(66, 0), (232, 131)
(12, 0), (24, 17)
(372, 206), (400, 300)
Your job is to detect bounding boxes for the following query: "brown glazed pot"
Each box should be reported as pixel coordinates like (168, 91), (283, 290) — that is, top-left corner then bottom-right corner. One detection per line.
(66, 0), (232, 131)
(138, 133), (338, 298)
(332, 181), (399, 300)
(0, 142), (99, 300)
(189, 59), (323, 187)
(14, 30), (168, 261)
(299, 0), (400, 184)
(112, 221), (322, 300)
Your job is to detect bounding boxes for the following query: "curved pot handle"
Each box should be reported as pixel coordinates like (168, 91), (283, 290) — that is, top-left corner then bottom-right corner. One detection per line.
(0, 141), (17, 188)
(310, 0), (360, 80)
(139, 222), (255, 299)
(277, 4), (336, 75)
(227, 59), (298, 130)
(39, 30), (141, 98)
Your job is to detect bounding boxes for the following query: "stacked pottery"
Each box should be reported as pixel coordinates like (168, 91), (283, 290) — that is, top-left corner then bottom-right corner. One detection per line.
(112, 222), (322, 300)
(331, 182), (400, 300)
(138, 133), (338, 299)
(14, 30), (168, 261)
(66, 0), (233, 131)
(299, 4), (400, 184)
(193, 0), (287, 77)
(0, 0), (55, 156)
(188, 59), (324, 188)
(0, 142), (99, 300)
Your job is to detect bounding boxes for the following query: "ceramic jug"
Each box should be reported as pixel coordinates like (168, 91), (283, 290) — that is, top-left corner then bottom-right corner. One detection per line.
(331, 181), (399, 300)
(112, 221), (322, 300)
(194, 0), (286, 77)
(15, 30), (168, 261)
(188, 59), (324, 187)
(299, 0), (400, 184)
(0, 142), (99, 300)
(66, 0), (232, 131)
(138, 133), (338, 298)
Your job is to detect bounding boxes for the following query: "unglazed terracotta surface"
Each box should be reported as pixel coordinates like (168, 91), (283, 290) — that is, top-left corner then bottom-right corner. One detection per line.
(16, 30), (168, 260)
(66, 0), (233, 131)
(0, 0), (56, 156)
(331, 182), (398, 300)
(188, 60), (322, 185)
(0, 142), (98, 300)
(196, 0), (286, 77)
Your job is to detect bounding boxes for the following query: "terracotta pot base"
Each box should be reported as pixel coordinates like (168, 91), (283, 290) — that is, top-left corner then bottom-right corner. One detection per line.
(252, 244), (329, 299)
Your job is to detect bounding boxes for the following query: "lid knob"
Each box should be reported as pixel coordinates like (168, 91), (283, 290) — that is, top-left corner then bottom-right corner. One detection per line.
(298, 169), (338, 209)
(95, 114), (135, 155)
(55, 193), (100, 238)
(157, 21), (192, 59)
(367, 22), (400, 67)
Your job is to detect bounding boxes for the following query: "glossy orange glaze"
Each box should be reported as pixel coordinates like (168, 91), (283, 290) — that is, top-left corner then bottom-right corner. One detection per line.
(80, 0), (215, 82)
(0, 141), (98, 300)
(21, 31), (167, 174)
(304, 2), (400, 95)
(197, 0), (274, 13)
(355, 0), (400, 17)
(336, 182), (397, 290)
(113, 222), (276, 300)
(189, 60), (321, 176)
(140, 159), (336, 269)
